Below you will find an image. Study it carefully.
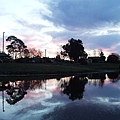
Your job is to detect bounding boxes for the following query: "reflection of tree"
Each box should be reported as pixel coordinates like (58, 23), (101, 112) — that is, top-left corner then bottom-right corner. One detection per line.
(6, 82), (28, 105)
(0, 79), (47, 110)
(4, 80), (47, 105)
(98, 78), (105, 87)
(61, 76), (88, 101)
(107, 72), (119, 83)
(88, 73), (106, 87)
(29, 80), (46, 90)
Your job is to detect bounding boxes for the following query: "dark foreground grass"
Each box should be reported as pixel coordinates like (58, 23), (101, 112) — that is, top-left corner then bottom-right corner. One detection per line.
(0, 62), (119, 75)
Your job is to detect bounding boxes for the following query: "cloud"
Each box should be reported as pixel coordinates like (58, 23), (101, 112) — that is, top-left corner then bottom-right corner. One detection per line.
(39, 0), (120, 56)
(1, 0), (120, 57)
(43, 0), (120, 29)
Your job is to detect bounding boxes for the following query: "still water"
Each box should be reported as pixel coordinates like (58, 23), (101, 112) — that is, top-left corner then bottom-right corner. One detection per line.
(0, 72), (120, 120)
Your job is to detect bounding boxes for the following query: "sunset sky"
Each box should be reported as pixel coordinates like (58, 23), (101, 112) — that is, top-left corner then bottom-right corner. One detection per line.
(1, 0), (120, 57)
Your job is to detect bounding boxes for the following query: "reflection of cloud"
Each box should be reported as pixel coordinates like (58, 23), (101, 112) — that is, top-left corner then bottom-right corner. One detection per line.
(16, 79), (64, 120)
(92, 97), (120, 105)
(0, 79), (64, 120)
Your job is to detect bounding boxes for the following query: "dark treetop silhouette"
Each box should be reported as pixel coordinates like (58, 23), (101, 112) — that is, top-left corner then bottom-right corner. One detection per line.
(61, 38), (87, 61)
(6, 36), (27, 59)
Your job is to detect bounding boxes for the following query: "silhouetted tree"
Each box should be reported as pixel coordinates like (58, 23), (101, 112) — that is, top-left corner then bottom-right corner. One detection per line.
(28, 48), (42, 58)
(107, 54), (119, 63)
(23, 48), (30, 57)
(56, 54), (61, 62)
(99, 49), (104, 57)
(98, 49), (106, 62)
(61, 38), (87, 61)
(6, 36), (27, 59)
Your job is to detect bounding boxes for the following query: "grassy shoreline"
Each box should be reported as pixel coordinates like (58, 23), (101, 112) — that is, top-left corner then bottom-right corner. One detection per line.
(0, 63), (119, 75)
(0, 63), (119, 81)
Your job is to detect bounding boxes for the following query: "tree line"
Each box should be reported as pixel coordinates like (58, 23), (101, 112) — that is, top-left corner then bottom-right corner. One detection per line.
(5, 35), (119, 63)
(5, 36), (90, 60)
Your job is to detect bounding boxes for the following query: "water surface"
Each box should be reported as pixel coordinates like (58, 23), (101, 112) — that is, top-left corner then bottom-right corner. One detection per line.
(0, 72), (120, 120)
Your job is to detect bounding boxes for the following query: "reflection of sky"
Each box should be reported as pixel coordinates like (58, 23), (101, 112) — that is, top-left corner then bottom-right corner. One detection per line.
(0, 79), (66, 120)
(84, 77), (120, 106)
(0, 76), (120, 120)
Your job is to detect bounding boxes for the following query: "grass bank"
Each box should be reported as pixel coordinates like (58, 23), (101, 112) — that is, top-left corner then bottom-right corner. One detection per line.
(0, 63), (119, 75)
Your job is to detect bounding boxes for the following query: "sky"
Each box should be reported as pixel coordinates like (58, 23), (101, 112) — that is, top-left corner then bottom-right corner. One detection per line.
(1, 0), (120, 57)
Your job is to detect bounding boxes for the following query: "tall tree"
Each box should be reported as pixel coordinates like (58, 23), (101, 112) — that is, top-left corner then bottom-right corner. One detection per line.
(28, 48), (42, 58)
(6, 36), (27, 59)
(99, 49), (104, 57)
(61, 38), (87, 61)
